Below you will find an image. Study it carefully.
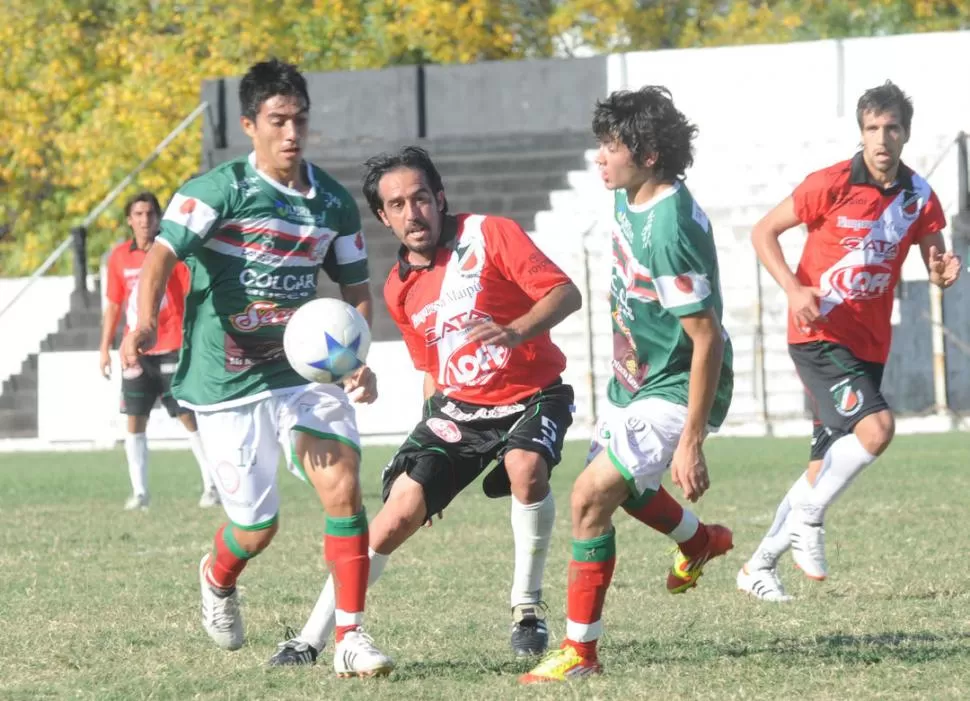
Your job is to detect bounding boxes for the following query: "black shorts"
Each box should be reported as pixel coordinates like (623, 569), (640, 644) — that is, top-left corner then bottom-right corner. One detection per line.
(789, 341), (889, 461)
(120, 351), (185, 418)
(381, 380), (574, 519)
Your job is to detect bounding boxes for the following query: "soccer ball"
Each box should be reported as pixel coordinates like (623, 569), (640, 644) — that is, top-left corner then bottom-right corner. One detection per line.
(283, 298), (371, 384)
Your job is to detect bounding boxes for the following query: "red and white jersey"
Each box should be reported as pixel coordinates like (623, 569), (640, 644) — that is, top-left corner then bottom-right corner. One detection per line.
(789, 153), (946, 363)
(384, 213), (572, 405)
(105, 240), (190, 355)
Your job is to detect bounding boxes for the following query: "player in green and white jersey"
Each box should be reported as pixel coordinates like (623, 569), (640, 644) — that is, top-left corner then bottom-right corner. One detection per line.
(120, 59), (392, 678)
(523, 87), (735, 683)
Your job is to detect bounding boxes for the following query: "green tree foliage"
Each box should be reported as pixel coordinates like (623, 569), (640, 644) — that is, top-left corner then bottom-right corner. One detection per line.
(1, 0), (967, 275)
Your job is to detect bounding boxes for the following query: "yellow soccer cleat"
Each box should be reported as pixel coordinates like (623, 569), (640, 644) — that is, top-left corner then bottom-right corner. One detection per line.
(518, 644), (602, 684)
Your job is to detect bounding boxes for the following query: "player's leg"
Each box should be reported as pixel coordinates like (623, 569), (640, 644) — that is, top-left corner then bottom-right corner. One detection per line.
(282, 385), (392, 678)
(520, 448), (628, 683)
(194, 400), (283, 650)
(120, 358), (154, 510)
(786, 344), (889, 580)
(499, 382), (574, 656)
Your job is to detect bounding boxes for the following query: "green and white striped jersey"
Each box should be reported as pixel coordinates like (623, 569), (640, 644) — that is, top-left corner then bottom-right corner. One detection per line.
(607, 183), (733, 427)
(158, 153), (368, 410)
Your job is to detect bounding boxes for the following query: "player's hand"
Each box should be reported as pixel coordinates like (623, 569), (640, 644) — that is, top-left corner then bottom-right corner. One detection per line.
(99, 349), (112, 379)
(120, 326), (155, 370)
(463, 319), (522, 348)
(344, 365), (378, 404)
(928, 245), (961, 289)
(670, 438), (710, 503)
(424, 510), (444, 528)
(787, 283), (825, 332)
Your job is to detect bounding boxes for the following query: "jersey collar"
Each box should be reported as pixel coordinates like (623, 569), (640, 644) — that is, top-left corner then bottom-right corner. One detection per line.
(849, 151), (914, 192)
(396, 217), (458, 281)
(247, 152), (318, 199)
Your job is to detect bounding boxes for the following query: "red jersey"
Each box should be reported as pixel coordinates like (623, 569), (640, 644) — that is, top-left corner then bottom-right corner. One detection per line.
(105, 240), (190, 354)
(384, 214), (572, 405)
(789, 153), (945, 363)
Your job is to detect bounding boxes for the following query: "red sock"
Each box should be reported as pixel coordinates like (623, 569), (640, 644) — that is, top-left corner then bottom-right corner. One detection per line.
(206, 523), (253, 589)
(564, 532), (616, 660)
(623, 486), (684, 534)
(325, 511), (369, 643)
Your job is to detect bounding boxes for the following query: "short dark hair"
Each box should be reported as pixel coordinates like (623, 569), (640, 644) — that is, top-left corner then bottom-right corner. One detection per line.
(239, 58), (309, 121)
(592, 86), (697, 182)
(361, 146), (448, 219)
(124, 191), (161, 218)
(856, 80), (914, 134)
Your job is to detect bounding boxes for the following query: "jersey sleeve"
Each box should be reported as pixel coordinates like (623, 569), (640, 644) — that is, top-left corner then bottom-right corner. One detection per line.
(483, 217), (573, 301)
(104, 247), (126, 305)
(383, 277), (429, 372)
(791, 169), (832, 227)
(158, 174), (228, 260)
(916, 189), (946, 239)
(322, 194), (369, 285)
(650, 217), (717, 317)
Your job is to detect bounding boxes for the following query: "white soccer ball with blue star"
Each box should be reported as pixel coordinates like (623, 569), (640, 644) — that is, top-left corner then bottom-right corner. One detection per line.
(283, 297), (371, 384)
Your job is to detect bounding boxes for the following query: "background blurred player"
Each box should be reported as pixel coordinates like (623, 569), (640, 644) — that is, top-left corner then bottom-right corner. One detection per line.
(120, 59), (393, 677)
(269, 146), (582, 666)
(737, 81), (962, 602)
(100, 191), (217, 510)
(522, 86), (734, 683)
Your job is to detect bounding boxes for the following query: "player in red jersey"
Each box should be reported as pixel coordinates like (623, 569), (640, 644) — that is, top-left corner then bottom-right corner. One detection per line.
(737, 81), (961, 601)
(269, 146), (582, 666)
(100, 192), (217, 510)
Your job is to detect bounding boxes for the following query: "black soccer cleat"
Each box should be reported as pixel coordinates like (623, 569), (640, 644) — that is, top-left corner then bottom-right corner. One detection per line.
(510, 602), (549, 657)
(268, 627), (320, 666)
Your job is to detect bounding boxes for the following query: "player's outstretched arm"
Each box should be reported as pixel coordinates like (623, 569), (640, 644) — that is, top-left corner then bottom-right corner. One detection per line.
(919, 233), (962, 289)
(120, 244), (178, 369)
(671, 309), (724, 503)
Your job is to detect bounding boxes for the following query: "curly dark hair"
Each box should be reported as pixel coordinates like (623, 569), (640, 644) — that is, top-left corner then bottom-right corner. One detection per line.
(592, 86), (697, 182)
(361, 146), (448, 219)
(857, 80), (913, 135)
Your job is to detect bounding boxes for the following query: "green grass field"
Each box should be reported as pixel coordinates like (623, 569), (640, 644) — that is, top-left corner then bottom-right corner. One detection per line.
(1, 434), (968, 700)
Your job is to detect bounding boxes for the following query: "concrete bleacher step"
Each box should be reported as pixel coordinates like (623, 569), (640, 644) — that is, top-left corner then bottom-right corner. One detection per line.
(0, 388), (34, 410)
(0, 407), (37, 438)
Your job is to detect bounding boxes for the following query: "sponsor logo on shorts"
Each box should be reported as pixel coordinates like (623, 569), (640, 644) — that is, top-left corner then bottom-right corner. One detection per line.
(439, 400), (524, 422)
(216, 461), (240, 494)
(830, 378), (864, 417)
(625, 416), (647, 433)
(426, 417), (462, 443)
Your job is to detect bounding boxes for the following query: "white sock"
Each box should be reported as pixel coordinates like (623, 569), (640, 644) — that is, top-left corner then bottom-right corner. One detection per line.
(124, 432), (149, 497)
(667, 508), (700, 543)
(795, 434), (877, 524)
(510, 492), (556, 608)
(749, 473), (810, 568)
(186, 430), (214, 491)
(299, 547), (388, 651)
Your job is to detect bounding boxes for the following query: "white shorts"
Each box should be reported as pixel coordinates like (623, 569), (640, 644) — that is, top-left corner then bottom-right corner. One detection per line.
(194, 384), (360, 529)
(586, 397), (696, 502)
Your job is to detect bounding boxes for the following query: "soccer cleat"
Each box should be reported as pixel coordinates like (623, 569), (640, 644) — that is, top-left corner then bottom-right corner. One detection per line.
(124, 493), (150, 511)
(198, 487), (221, 508)
(519, 644), (602, 684)
(333, 629), (394, 678)
(510, 602), (549, 657)
(198, 553), (245, 650)
(789, 520), (828, 580)
(268, 628), (319, 666)
(666, 523), (734, 593)
(736, 564), (793, 602)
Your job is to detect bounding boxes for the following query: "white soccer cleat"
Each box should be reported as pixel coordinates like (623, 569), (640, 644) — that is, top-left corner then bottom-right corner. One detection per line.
(789, 520), (828, 580)
(198, 554), (245, 650)
(198, 488), (221, 508)
(333, 629), (394, 678)
(124, 493), (150, 510)
(737, 564), (793, 602)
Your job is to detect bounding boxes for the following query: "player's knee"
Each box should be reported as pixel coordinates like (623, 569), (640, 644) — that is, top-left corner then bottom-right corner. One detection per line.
(504, 450), (549, 502)
(236, 521), (278, 553)
(855, 410), (894, 455)
(570, 480), (610, 533)
(374, 477), (426, 552)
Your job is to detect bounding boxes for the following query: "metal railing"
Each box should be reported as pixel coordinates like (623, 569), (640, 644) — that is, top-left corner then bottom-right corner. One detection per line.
(0, 101), (210, 322)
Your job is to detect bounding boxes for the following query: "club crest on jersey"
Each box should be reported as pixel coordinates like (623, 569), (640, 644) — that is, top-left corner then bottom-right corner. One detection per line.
(309, 233), (333, 264)
(455, 238), (485, 278)
(426, 417), (462, 443)
(830, 378), (864, 417)
(900, 190), (920, 220)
